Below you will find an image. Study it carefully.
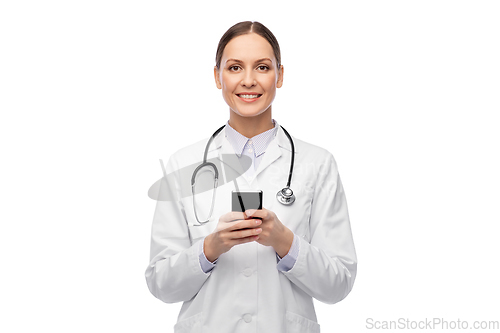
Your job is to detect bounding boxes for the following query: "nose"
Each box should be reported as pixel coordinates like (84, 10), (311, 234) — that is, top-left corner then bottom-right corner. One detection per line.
(241, 70), (256, 87)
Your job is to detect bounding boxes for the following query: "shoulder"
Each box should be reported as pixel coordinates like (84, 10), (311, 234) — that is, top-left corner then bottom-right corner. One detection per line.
(291, 136), (342, 186)
(292, 135), (338, 168)
(167, 137), (209, 168)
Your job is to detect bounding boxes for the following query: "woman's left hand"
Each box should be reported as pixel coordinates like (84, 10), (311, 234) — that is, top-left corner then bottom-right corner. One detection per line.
(244, 207), (294, 258)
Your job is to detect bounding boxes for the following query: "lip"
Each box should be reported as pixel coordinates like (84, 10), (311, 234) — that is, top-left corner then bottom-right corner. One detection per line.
(236, 92), (262, 103)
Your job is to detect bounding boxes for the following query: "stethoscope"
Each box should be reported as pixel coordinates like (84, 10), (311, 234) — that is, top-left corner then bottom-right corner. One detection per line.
(191, 124), (296, 225)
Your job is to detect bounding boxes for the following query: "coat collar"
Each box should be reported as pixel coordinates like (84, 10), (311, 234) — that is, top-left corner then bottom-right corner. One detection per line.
(207, 122), (298, 181)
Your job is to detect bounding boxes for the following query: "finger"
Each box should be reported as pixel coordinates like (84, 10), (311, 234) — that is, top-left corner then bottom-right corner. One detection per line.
(230, 226), (262, 240)
(233, 234), (260, 245)
(220, 211), (247, 223)
(226, 218), (261, 231)
(217, 219), (246, 232)
(245, 207), (269, 220)
(237, 218), (262, 230)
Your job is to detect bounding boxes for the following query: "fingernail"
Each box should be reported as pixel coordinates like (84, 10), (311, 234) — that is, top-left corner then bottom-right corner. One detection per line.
(255, 219), (261, 225)
(245, 209), (256, 216)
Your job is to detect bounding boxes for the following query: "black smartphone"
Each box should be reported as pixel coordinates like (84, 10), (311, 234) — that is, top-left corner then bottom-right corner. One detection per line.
(232, 190), (263, 220)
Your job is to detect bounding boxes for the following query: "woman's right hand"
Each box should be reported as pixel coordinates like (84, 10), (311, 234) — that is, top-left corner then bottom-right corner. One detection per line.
(204, 211), (262, 262)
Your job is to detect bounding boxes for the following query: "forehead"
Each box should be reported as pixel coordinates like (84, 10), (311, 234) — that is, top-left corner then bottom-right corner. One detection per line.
(222, 33), (275, 63)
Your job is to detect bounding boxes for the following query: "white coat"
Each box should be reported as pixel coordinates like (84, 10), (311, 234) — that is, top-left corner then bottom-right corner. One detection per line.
(145, 125), (357, 333)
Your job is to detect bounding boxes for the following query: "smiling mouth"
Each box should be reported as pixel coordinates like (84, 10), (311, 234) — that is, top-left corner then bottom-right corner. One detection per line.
(236, 94), (262, 99)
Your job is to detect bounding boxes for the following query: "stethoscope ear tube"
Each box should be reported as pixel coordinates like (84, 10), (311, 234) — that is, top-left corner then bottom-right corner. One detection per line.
(192, 170), (219, 226)
(191, 162), (219, 186)
(279, 125), (295, 189)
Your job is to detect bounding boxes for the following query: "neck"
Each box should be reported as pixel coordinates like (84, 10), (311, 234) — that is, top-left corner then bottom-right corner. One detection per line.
(228, 108), (274, 138)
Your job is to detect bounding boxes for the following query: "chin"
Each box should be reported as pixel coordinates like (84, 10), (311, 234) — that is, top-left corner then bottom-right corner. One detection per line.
(233, 109), (268, 118)
(232, 104), (271, 118)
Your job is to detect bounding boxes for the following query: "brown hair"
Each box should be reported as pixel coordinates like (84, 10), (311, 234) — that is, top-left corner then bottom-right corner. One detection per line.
(215, 21), (281, 71)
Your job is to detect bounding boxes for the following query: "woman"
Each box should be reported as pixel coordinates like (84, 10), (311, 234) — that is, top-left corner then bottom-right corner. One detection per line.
(145, 21), (357, 333)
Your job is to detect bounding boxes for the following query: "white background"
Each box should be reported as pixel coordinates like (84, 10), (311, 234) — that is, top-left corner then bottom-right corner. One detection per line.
(1, 0), (499, 332)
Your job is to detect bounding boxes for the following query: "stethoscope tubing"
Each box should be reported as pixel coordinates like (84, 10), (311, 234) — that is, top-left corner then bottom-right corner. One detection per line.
(191, 124), (296, 225)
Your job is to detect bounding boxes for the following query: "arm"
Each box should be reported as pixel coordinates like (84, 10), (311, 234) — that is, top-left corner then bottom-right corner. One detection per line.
(279, 152), (357, 304)
(144, 156), (212, 304)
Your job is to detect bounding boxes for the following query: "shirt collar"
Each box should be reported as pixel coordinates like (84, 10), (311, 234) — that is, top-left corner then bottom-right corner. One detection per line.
(225, 119), (279, 157)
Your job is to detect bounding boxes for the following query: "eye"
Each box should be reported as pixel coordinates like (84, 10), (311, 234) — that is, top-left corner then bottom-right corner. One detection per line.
(228, 65), (241, 72)
(257, 65), (269, 71)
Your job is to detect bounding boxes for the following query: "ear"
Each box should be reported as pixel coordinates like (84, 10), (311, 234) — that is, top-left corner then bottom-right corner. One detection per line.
(276, 65), (284, 88)
(214, 66), (222, 89)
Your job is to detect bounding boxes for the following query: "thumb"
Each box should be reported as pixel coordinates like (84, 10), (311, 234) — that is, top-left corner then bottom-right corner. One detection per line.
(245, 209), (258, 217)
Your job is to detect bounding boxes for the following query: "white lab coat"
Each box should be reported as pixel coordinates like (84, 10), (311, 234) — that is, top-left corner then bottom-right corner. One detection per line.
(145, 125), (357, 333)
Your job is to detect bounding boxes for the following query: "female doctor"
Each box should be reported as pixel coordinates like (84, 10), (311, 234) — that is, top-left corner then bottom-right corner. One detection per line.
(145, 21), (357, 333)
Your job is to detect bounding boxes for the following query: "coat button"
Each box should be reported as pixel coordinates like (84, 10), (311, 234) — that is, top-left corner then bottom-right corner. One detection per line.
(243, 314), (252, 323)
(243, 268), (253, 277)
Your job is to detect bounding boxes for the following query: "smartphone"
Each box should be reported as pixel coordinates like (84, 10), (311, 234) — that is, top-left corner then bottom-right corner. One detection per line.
(232, 190), (263, 220)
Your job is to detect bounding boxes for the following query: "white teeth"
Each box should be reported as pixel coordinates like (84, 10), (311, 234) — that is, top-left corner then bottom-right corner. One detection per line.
(239, 94), (260, 99)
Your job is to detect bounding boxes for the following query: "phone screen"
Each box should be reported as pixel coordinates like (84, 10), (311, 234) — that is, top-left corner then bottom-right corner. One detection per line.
(232, 190), (263, 213)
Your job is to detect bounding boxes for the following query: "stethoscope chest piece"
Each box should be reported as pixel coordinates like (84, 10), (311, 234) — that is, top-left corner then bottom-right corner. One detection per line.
(276, 187), (295, 205)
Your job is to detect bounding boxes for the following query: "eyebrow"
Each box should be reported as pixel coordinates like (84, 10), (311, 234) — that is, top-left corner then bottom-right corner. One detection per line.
(225, 58), (273, 64)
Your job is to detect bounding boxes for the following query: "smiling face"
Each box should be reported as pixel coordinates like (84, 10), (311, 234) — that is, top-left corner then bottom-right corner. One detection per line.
(214, 33), (283, 118)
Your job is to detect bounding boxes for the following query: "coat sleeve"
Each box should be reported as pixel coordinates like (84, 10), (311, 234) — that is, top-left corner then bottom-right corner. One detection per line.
(280, 151), (357, 304)
(144, 155), (211, 304)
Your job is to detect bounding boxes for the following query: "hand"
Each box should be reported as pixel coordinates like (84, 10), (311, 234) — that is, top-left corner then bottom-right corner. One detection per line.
(204, 211), (263, 262)
(244, 207), (294, 259)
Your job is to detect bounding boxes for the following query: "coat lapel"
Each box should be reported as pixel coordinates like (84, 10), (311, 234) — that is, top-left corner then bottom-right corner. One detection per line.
(207, 127), (246, 182)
